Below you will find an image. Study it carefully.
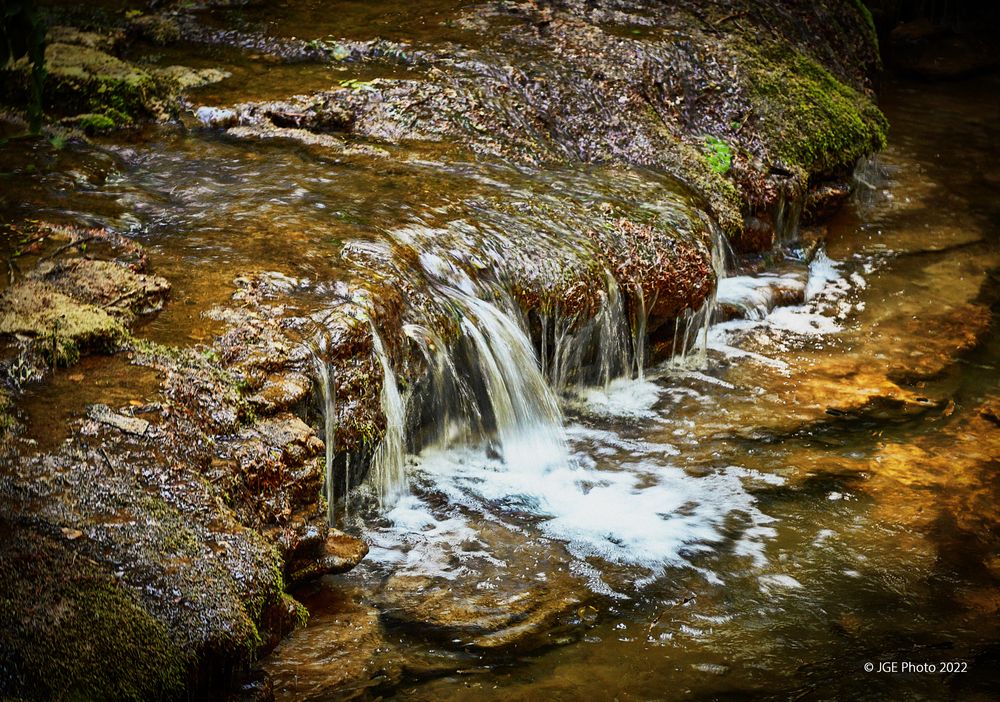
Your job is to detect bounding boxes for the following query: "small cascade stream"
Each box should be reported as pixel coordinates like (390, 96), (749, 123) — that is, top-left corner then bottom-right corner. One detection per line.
(4, 47), (998, 698)
(369, 325), (409, 508)
(318, 217), (736, 519)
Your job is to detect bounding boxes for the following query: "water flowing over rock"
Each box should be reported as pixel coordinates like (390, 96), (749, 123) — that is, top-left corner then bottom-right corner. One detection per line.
(0, 0), (906, 698)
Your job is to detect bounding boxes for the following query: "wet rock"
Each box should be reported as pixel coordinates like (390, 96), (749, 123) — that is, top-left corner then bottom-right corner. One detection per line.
(0, 281), (126, 366)
(35, 258), (170, 319)
(225, 124), (388, 158)
(263, 589), (404, 701)
(589, 212), (715, 322)
(320, 531), (369, 572)
(87, 403), (150, 435)
(196, 105), (240, 127)
(156, 65), (232, 91)
(193, 0), (885, 246)
(805, 182), (852, 222)
(209, 413), (325, 529)
(980, 404), (1000, 427)
(379, 570), (581, 650)
(286, 530), (369, 584)
(238, 95), (355, 132)
(714, 270), (808, 322)
(248, 372), (312, 414)
(0, 528), (189, 701)
(0, 428), (296, 701)
(46, 25), (121, 53)
(37, 42), (173, 122)
(128, 13), (183, 46)
(375, 519), (583, 651)
(0, 229), (169, 370)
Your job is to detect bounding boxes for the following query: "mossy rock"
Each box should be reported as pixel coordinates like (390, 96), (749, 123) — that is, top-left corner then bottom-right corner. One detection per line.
(0, 528), (188, 701)
(39, 42), (173, 122)
(0, 280), (127, 366)
(740, 39), (888, 174)
(73, 112), (116, 133)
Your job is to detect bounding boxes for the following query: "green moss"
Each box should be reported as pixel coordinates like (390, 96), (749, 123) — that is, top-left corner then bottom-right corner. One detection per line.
(0, 281), (127, 367)
(0, 533), (188, 701)
(282, 593), (311, 628)
(76, 112), (115, 132)
(41, 42), (171, 121)
(852, 0), (879, 48)
(743, 40), (888, 173)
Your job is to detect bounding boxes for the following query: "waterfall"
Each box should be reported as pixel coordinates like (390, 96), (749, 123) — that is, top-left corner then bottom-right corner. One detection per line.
(539, 273), (633, 390)
(369, 325), (409, 509)
(668, 221), (733, 370)
(403, 322), (482, 447)
(457, 292), (568, 468)
(597, 273), (631, 388)
(313, 342), (337, 525)
(353, 221), (733, 508)
(631, 284), (648, 380)
(775, 191), (803, 246)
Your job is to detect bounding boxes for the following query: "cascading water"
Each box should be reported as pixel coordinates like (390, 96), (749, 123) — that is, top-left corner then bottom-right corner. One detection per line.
(354, 218), (734, 508)
(401, 285), (569, 472)
(455, 291), (568, 467)
(540, 273), (633, 391)
(630, 284), (648, 380)
(775, 191), (804, 246)
(312, 340), (337, 525)
(596, 273), (632, 388)
(369, 325), (409, 509)
(668, 221), (733, 370)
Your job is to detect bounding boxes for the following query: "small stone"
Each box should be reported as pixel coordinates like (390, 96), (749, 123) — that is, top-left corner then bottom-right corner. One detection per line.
(196, 106), (239, 128)
(60, 527), (84, 540)
(88, 404), (150, 436)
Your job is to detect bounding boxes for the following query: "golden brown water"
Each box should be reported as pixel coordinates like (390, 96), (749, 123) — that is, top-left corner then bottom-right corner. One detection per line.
(3, 7), (1000, 697)
(259, 76), (1000, 701)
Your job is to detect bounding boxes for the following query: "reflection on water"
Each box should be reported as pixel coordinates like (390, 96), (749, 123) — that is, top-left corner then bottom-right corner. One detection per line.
(3, 17), (1000, 694)
(262, 75), (1000, 701)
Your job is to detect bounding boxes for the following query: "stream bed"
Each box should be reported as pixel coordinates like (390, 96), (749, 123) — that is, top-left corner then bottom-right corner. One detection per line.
(257, 76), (1000, 700)
(3, 8), (999, 700)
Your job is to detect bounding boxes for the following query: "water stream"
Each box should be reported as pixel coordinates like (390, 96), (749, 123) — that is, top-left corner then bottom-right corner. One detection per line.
(4, 15), (999, 698)
(263, 74), (1000, 700)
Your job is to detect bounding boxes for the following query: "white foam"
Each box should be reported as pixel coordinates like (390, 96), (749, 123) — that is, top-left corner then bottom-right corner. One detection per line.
(366, 442), (783, 589)
(572, 376), (663, 418)
(717, 273), (805, 320)
(805, 251), (842, 301)
(759, 574), (803, 592)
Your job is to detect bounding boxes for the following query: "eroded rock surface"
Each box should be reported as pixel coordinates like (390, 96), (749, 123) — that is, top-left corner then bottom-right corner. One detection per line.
(0, 226), (168, 371)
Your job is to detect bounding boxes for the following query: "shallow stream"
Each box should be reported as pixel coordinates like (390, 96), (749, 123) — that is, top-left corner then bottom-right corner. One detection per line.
(3, 6), (1000, 699)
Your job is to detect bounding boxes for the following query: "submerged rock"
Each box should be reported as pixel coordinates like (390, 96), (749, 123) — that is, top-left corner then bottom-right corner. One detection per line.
(263, 587), (405, 701)
(379, 572), (582, 650)
(374, 520), (584, 651)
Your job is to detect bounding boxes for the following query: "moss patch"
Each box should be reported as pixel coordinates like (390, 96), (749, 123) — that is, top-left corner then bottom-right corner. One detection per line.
(742, 40), (888, 173)
(40, 42), (171, 121)
(75, 112), (116, 132)
(0, 530), (188, 701)
(0, 280), (127, 366)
